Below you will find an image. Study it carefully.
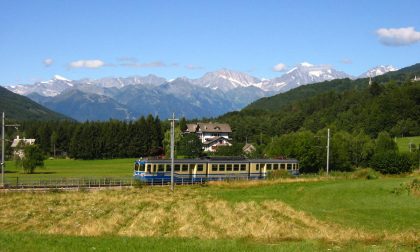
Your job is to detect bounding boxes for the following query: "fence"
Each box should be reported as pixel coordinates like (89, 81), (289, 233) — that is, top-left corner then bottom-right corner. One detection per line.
(2, 175), (263, 190)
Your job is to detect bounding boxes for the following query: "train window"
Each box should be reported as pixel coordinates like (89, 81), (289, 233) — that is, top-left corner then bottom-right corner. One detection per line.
(158, 164), (164, 171)
(174, 164), (180, 171)
(134, 163), (139, 171)
(260, 164), (265, 170)
(256, 164), (259, 171)
(273, 164), (279, 170)
(287, 164), (292, 170)
(165, 165), (171, 171)
(189, 164), (195, 171)
(233, 164), (239, 171)
(281, 164), (286, 170)
(226, 164), (232, 171)
(139, 164), (145, 172)
(240, 164), (246, 171)
(219, 164), (226, 171)
(267, 164), (272, 170)
(182, 164), (188, 172)
(212, 164), (218, 171)
(197, 164), (203, 171)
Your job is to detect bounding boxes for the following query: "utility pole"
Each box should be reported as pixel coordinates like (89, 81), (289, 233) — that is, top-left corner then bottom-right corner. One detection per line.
(1, 112), (20, 188)
(326, 128), (330, 175)
(168, 112), (178, 192)
(1, 112), (4, 188)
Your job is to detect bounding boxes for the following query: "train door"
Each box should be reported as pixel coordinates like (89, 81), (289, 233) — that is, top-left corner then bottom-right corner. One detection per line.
(189, 164), (195, 180)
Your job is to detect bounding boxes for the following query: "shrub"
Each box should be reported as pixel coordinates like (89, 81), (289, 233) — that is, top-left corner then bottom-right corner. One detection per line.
(370, 151), (413, 174)
(352, 168), (380, 180)
(392, 178), (420, 196)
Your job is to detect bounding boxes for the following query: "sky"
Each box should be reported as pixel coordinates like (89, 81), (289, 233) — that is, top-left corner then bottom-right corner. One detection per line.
(1, 0), (419, 84)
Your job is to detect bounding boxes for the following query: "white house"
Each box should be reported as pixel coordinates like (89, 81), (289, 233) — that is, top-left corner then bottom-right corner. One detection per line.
(11, 135), (36, 159)
(185, 123), (232, 152)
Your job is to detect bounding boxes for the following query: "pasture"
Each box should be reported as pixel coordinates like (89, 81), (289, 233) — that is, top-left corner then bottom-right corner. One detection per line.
(0, 175), (419, 251)
(4, 158), (134, 180)
(395, 136), (420, 153)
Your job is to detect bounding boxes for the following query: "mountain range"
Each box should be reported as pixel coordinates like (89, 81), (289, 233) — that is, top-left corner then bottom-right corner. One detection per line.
(0, 85), (70, 121)
(4, 63), (398, 121)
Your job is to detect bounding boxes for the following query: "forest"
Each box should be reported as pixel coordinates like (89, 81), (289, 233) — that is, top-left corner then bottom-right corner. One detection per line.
(5, 115), (165, 160)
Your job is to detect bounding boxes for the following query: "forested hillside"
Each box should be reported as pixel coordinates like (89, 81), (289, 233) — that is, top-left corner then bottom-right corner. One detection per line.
(219, 63), (420, 143)
(245, 63), (420, 111)
(0, 85), (70, 121)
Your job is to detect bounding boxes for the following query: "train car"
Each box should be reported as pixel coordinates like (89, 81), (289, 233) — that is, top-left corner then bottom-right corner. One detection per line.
(133, 157), (299, 183)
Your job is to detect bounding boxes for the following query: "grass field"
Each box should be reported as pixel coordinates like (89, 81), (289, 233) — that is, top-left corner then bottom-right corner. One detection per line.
(0, 175), (419, 251)
(395, 136), (420, 153)
(4, 158), (134, 180)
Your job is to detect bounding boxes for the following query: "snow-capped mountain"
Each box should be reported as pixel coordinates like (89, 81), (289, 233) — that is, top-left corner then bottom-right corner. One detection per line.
(8, 75), (74, 97)
(262, 62), (353, 92)
(4, 63), (383, 120)
(192, 69), (261, 92)
(88, 74), (166, 88)
(359, 65), (398, 78)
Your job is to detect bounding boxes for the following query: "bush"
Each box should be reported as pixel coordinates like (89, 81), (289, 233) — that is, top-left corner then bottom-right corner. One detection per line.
(392, 178), (420, 196)
(352, 168), (380, 180)
(370, 151), (413, 174)
(267, 170), (293, 179)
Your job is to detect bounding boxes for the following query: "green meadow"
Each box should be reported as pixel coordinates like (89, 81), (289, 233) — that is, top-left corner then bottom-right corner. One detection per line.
(4, 158), (135, 181)
(395, 136), (420, 153)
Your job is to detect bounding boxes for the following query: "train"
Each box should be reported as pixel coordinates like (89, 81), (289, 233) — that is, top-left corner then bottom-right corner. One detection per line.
(133, 157), (299, 183)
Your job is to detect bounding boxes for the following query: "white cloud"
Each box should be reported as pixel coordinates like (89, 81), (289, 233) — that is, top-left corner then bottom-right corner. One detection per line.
(340, 58), (352, 64)
(272, 63), (287, 72)
(69, 59), (105, 69)
(185, 64), (204, 70)
(43, 58), (54, 67)
(376, 27), (420, 46)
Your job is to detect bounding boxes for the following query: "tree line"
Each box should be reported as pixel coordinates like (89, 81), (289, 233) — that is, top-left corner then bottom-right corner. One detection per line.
(12, 115), (165, 160)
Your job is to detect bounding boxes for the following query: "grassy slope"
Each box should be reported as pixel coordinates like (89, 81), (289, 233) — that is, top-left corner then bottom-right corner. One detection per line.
(4, 158), (134, 180)
(395, 136), (420, 153)
(0, 177), (418, 251)
(208, 178), (420, 232)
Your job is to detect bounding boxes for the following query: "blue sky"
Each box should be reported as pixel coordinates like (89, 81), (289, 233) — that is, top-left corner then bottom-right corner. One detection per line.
(1, 0), (419, 84)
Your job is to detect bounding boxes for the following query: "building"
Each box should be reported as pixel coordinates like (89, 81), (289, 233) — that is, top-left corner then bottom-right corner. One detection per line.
(185, 123), (232, 152)
(242, 143), (256, 154)
(11, 135), (36, 159)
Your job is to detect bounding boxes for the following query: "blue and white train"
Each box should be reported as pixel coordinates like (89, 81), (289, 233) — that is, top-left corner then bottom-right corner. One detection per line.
(133, 157), (299, 183)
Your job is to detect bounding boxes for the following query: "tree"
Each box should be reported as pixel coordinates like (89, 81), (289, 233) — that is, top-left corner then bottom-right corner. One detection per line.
(370, 152), (413, 174)
(50, 131), (58, 157)
(374, 131), (398, 154)
(19, 145), (45, 174)
(215, 143), (244, 156)
(176, 133), (202, 158)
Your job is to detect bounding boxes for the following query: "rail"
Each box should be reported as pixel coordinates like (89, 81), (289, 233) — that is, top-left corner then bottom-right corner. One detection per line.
(1, 175), (262, 190)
